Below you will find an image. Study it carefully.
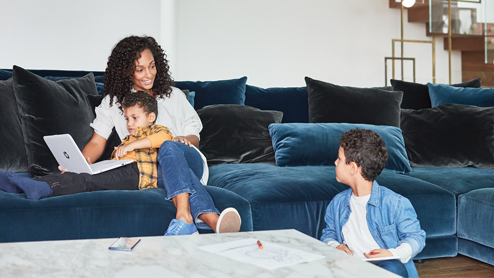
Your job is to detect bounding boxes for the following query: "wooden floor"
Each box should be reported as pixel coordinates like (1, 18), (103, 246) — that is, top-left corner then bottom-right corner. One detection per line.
(416, 254), (494, 278)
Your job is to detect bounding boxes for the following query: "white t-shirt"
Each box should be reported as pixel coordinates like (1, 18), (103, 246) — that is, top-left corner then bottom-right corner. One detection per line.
(342, 194), (381, 259)
(90, 86), (209, 184)
(327, 193), (413, 263)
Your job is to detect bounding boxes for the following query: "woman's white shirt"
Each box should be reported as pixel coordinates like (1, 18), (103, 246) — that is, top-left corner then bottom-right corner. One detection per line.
(90, 86), (209, 184)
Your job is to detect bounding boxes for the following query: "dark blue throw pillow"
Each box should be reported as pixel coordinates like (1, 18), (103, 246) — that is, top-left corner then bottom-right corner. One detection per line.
(269, 123), (411, 174)
(427, 83), (494, 107)
(174, 77), (247, 110)
(245, 85), (308, 123)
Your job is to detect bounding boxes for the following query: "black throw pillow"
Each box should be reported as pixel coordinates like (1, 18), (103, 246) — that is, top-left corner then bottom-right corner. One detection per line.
(197, 104), (283, 166)
(0, 78), (29, 172)
(86, 95), (122, 162)
(401, 103), (494, 168)
(390, 78), (481, 110)
(13, 66), (98, 177)
(305, 77), (403, 127)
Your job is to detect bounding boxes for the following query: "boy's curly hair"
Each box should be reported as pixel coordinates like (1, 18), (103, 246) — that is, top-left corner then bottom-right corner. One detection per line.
(339, 128), (388, 181)
(122, 91), (158, 123)
(104, 35), (173, 108)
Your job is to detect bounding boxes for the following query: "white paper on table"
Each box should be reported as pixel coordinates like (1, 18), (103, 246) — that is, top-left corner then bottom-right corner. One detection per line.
(363, 255), (401, 265)
(197, 238), (325, 270)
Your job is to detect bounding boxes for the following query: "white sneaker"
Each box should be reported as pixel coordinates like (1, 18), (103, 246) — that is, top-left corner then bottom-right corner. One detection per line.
(216, 207), (241, 233)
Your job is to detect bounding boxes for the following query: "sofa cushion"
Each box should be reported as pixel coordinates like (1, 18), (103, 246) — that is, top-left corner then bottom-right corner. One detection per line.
(197, 104), (283, 166)
(409, 167), (494, 196)
(305, 77), (403, 127)
(390, 78), (481, 110)
(268, 123), (411, 174)
(458, 188), (494, 249)
(427, 83), (494, 107)
(174, 77), (247, 110)
(208, 163), (456, 245)
(401, 104), (494, 168)
(245, 85), (308, 123)
(0, 68), (105, 83)
(0, 78), (28, 172)
(12, 66), (98, 177)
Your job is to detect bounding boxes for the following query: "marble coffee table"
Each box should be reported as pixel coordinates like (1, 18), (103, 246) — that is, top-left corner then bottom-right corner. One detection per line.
(0, 229), (399, 277)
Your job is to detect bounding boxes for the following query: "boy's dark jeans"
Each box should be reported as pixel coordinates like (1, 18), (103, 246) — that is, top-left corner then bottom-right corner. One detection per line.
(34, 163), (139, 197)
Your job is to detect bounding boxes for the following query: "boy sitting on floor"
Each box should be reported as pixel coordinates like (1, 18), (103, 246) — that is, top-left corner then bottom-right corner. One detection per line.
(0, 91), (174, 199)
(320, 128), (426, 278)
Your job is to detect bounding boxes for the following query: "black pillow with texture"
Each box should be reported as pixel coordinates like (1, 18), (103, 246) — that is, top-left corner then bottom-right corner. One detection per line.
(86, 95), (122, 162)
(13, 66), (98, 177)
(401, 103), (494, 168)
(305, 77), (403, 127)
(197, 104), (283, 166)
(390, 78), (481, 110)
(0, 78), (29, 172)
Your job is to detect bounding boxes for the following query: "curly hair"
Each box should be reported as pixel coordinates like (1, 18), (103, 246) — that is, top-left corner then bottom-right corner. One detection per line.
(122, 91), (158, 123)
(339, 128), (388, 181)
(104, 35), (173, 108)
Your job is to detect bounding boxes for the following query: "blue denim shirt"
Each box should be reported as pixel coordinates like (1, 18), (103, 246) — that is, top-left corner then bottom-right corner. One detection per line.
(320, 181), (426, 278)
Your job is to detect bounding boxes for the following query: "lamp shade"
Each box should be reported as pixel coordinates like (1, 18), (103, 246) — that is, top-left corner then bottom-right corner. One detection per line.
(402, 0), (416, 8)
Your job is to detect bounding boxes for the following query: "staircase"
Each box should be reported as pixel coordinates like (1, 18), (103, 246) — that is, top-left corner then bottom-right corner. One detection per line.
(390, 0), (494, 87)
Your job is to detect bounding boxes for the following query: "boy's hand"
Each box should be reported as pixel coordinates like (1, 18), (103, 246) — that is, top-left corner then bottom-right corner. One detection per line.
(174, 136), (193, 147)
(336, 244), (354, 255)
(364, 249), (393, 258)
(58, 166), (67, 174)
(114, 144), (135, 160)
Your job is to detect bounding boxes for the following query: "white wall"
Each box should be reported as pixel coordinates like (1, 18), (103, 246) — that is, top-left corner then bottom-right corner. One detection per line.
(0, 0), (460, 86)
(0, 0), (162, 71)
(175, 0), (461, 87)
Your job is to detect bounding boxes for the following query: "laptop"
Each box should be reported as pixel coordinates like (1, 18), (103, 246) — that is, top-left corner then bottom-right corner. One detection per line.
(44, 134), (134, 175)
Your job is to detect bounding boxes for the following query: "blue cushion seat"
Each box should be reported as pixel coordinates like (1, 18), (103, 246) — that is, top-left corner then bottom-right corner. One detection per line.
(458, 188), (494, 265)
(409, 167), (494, 196)
(0, 186), (252, 243)
(208, 163), (456, 259)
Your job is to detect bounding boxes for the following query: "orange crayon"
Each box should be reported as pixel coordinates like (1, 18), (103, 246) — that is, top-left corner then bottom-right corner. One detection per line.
(257, 240), (263, 250)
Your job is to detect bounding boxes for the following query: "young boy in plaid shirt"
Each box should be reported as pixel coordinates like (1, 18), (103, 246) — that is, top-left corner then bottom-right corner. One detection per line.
(1, 91), (172, 199)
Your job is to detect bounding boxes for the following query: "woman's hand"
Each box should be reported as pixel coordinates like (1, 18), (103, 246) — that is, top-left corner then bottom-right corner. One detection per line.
(174, 136), (194, 147)
(336, 244), (354, 255)
(364, 249), (393, 258)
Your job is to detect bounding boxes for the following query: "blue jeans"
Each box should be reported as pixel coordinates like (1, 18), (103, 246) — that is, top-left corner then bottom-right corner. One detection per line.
(378, 260), (408, 277)
(157, 141), (220, 221)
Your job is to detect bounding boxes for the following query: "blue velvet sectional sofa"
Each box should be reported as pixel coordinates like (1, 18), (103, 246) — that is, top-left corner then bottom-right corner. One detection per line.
(1, 66), (494, 268)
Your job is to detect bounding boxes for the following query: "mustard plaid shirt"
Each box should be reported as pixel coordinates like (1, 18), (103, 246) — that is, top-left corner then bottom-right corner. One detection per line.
(111, 125), (173, 190)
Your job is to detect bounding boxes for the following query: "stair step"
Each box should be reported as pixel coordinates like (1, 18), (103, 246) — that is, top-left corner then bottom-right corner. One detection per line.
(408, 5), (429, 23)
(462, 51), (494, 87)
(443, 36), (484, 51)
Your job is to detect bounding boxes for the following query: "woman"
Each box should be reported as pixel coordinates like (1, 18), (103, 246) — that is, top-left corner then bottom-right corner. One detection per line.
(81, 36), (241, 236)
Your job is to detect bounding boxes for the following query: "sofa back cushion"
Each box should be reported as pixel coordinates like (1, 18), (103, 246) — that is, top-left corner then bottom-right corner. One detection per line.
(13, 66), (98, 177)
(390, 78), (481, 110)
(427, 83), (494, 107)
(0, 78), (29, 172)
(305, 77), (403, 127)
(174, 77), (247, 110)
(245, 85), (308, 123)
(269, 123), (411, 174)
(197, 104), (283, 166)
(401, 103), (494, 168)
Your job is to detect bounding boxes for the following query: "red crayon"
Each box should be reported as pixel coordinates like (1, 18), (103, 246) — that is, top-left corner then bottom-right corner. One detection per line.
(257, 240), (264, 250)
(370, 251), (378, 255)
